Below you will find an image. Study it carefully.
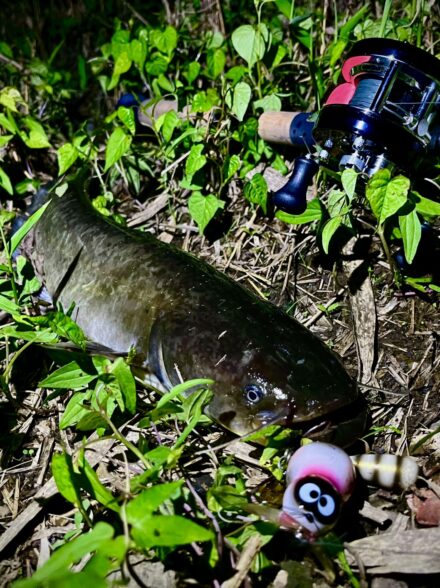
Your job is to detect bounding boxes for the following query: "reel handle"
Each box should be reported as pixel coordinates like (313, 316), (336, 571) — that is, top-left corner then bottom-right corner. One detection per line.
(272, 157), (319, 214)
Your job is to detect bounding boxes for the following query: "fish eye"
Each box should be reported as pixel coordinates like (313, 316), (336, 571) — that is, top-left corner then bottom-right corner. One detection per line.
(243, 384), (264, 404)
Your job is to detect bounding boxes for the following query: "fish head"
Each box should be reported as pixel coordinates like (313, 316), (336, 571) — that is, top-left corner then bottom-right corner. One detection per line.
(205, 341), (359, 438)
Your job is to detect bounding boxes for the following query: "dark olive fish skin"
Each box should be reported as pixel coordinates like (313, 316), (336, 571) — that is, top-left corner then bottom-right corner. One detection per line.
(29, 180), (362, 438)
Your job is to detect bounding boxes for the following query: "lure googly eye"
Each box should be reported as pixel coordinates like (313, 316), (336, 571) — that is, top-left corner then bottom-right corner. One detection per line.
(280, 442), (355, 538)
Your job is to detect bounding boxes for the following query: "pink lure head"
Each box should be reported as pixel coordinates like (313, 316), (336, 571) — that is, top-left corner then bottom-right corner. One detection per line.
(280, 442), (356, 539)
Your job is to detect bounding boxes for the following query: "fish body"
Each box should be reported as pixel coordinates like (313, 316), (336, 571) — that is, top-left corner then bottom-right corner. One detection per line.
(28, 177), (365, 439)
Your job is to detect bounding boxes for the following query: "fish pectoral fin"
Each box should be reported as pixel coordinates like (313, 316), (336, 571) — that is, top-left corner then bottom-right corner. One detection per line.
(42, 340), (128, 360)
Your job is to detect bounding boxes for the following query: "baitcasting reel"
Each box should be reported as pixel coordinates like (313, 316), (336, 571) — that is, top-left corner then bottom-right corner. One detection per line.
(259, 38), (440, 214)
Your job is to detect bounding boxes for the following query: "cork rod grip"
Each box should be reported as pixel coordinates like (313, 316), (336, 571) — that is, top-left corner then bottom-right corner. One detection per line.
(258, 111), (301, 145)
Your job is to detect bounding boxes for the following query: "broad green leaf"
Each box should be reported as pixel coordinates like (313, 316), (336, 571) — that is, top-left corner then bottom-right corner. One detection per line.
(21, 117), (51, 149)
(0, 294), (20, 315)
(412, 192), (440, 217)
(52, 452), (82, 507)
(231, 24), (269, 68)
(39, 360), (97, 389)
(188, 193), (224, 233)
(0, 86), (24, 112)
(275, 198), (323, 224)
(0, 112), (17, 134)
(78, 449), (120, 512)
(104, 127), (132, 171)
(327, 189), (347, 217)
(57, 143), (79, 175)
(0, 134), (13, 148)
(185, 144), (207, 179)
(224, 155), (241, 181)
(117, 106), (136, 134)
(13, 522), (114, 588)
(9, 200), (49, 255)
(110, 357), (136, 414)
(341, 168), (358, 200)
(44, 311), (87, 348)
(145, 53), (168, 76)
(108, 51), (132, 90)
(243, 173), (268, 214)
(231, 81), (251, 121)
(0, 167), (13, 194)
(60, 391), (92, 429)
(253, 94), (282, 112)
(366, 169), (410, 225)
(275, 0), (294, 19)
(126, 481), (183, 521)
(130, 38), (147, 69)
(150, 26), (178, 56)
(131, 515), (213, 548)
(184, 61), (201, 84)
(399, 209), (422, 264)
(191, 89), (219, 113)
(207, 48), (225, 79)
(322, 216), (343, 254)
(159, 109), (180, 142)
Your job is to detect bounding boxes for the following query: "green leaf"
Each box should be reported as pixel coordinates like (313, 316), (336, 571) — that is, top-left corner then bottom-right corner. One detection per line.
(21, 117), (51, 149)
(9, 200), (49, 255)
(39, 361), (97, 389)
(253, 94), (282, 112)
(159, 109), (180, 142)
(57, 143), (79, 175)
(0, 167), (13, 194)
(110, 357), (136, 414)
(224, 155), (241, 181)
(399, 209), (422, 264)
(156, 378), (213, 409)
(108, 51), (132, 90)
(78, 449), (120, 512)
(131, 515), (213, 548)
(275, 198), (323, 224)
(126, 481), (183, 521)
(231, 81), (251, 121)
(188, 193), (224, 234)
(0, 112), (17, 134)
(0, 134), (13, 148)
(185, 144), (207, 179)
(0, 87), (24, 112)
(130, 38), (147, 69)
(150, 26), (178, 56)
(104, 127), (132, 171)
(322, 216), (343, 254)
(184, 61), (201, 84)
(231, 24), (269, 68)
(13, 522), (114, 588)
(145, 53), (169, 76)
(52, 452), (82, 507)
(0, 326), (58, 344)
(60, 391), (92, 429)
(412, 191), (440, 217)
(243, 173), (268, 214)
(366, 169), (410, 225)
(341, 168), (358, 200)
(116, 106), (136, 135)
(207, 48), (226, 79)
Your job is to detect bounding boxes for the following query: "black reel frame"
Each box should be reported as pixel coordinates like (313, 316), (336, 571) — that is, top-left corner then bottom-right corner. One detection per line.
(272, 38), (440, 215)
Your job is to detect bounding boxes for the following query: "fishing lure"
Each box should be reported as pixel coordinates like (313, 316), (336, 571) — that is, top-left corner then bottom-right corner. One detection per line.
(279, 442), (419, 540)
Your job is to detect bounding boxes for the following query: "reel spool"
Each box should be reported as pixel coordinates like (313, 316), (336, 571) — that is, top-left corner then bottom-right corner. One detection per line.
(260, 38), (440, 214)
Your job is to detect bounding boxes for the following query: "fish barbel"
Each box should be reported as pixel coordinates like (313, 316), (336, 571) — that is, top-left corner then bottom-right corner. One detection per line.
(27, 176), (363, 439)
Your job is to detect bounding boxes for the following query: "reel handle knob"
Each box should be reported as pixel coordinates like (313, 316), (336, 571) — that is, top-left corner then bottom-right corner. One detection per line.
(272, 157), (319, 214)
